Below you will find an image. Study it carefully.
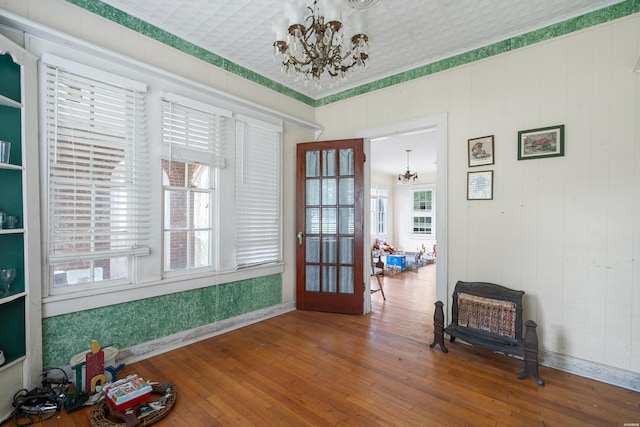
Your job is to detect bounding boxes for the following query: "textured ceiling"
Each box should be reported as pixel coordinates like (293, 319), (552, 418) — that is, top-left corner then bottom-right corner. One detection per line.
(99, 0), (625, 101)
(370, 130), (437, 178)
(95, 0), (625, 176)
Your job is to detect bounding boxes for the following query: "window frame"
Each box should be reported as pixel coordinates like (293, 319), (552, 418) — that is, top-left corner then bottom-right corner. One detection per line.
(162, 162), (215, 274)
(41, 53), (150, 295)
(370, 186), (388, 237)
(410, 186), (435, 237)
(159, 94), (231, 276)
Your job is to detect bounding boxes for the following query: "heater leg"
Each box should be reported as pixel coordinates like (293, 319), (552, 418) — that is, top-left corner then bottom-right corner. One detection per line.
(518, 320), (545, 385)
(429, 300), (448, 353)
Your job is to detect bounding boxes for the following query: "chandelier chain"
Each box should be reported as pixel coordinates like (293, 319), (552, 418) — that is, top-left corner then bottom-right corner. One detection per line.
(399, 149), (418, 184)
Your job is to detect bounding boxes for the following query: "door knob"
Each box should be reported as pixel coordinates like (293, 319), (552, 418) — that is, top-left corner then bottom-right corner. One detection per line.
(297, 232), (304, 245)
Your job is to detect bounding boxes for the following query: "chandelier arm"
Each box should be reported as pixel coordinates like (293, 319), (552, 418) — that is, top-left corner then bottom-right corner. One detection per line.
(300, 39), (319, 62)
(286, 52), (317, 68)
(288, 15), (320, 67)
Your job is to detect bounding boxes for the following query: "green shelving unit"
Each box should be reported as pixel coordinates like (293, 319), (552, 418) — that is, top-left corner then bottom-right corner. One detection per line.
(0, 298), (26, 363)
(0, 33), (42, 423)
(0, 49), (25, 365)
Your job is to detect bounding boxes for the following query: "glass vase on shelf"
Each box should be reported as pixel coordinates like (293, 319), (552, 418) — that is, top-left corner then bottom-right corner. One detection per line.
(0, 140), (10, 164)
(0, 267), (16, 296)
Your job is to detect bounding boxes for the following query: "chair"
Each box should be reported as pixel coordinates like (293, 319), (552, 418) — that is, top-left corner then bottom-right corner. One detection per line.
(371, 249), (386, 300)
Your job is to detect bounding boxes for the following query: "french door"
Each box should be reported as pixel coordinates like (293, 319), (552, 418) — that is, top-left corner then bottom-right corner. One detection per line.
(296, 138), (364, 314)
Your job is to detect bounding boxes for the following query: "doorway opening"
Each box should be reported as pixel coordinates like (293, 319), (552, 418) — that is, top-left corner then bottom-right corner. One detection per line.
(356, 113), (448, 313)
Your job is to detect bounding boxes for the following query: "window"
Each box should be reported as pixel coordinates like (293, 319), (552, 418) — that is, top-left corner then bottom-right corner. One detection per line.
(160, 94), (231, 272)
(34, 37), (294, 313)
(42, 54), (150, 288)
(235, 115), (283, 267)
(370, 186), (388, 235)
(162, 162), (213, 271)
(412, 188), (434, 235)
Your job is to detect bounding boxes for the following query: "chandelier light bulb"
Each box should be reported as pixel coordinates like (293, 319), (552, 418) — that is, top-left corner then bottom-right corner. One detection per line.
(349, 10), (368, 35)
(285, 0), (306, 27)
(272, 18), (289, 41)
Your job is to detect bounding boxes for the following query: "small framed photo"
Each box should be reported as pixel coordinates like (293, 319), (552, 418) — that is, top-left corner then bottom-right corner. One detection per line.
(518, 125), (564, 160)
(468, 135), (494, 167)
(467, 170), (493, 200)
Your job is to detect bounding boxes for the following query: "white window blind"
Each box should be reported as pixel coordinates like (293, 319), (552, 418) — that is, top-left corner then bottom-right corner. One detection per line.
(160, 92), (231, 166)
(235, 115), (283, 267)
(160, 93), (230, 273)
(42, 55), (150, 265)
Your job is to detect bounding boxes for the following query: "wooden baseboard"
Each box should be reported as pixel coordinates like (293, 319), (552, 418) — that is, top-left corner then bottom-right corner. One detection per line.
(541, 350), (640, 392)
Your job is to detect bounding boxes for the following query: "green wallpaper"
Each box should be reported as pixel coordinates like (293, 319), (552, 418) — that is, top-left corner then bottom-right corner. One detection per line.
(42, 274), (282, 369)
(63, 0), (640, 107)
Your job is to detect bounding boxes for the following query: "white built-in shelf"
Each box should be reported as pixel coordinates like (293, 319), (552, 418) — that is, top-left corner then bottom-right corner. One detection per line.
(0, 291), (26, 306)
(0, 94), (21, 109)
(0, 355), (26, 374)
(0, 163), (23, 171)
(0, 228), (24, 235)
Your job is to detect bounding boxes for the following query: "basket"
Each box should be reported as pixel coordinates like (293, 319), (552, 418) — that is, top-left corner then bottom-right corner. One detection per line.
(89, 383), (176, 427)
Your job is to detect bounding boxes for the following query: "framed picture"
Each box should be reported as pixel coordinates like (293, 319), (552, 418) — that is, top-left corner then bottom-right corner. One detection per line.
(518, 125), (564, 160)
(467, 170), (493, 200)
(468, 135), (494, 167)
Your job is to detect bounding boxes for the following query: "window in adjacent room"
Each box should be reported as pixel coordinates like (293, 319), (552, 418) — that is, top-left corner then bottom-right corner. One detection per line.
(370, 186), (388, 236)
(41, 54), (150, 289)
(411, 187), (434, 235)
(160, 93), (231, 273)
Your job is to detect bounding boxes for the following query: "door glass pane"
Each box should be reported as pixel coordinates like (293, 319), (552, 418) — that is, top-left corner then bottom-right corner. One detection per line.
(306, 179), (320, 205)
(321, 208), (336, 234)
(339, 178), (354, 205)
(338, 207), (354, 235)
(322, 266), (337, 293)
(306, 237), (320, 263)
(322, 237), (337, 263)
(306, 208), (320, 234)
(338, 237), (354, 264)
(339, 266), (354, 294)
(339, 148), (354, 175)
(306, 151), (319, 177)
(322, 178), (336, 205)
(322, 149), (336, 176)
(306, 265), (320, 292)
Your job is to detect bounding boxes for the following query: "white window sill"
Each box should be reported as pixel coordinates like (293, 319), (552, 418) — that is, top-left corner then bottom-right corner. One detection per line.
(42, 263), (284, 318)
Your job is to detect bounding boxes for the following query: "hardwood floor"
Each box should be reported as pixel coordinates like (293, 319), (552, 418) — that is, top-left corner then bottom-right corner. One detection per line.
(40, 265), (639, 426)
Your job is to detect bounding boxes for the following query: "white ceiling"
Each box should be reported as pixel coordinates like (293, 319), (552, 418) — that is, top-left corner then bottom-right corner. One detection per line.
(97, 0), (624, 175)
(99, 0), (623, 100)
(370, 130), (437, 177)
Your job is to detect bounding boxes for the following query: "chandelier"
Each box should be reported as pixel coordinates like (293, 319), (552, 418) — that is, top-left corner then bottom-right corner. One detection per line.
(398, 150), (418, 184)
(272, 0), (372, 87)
